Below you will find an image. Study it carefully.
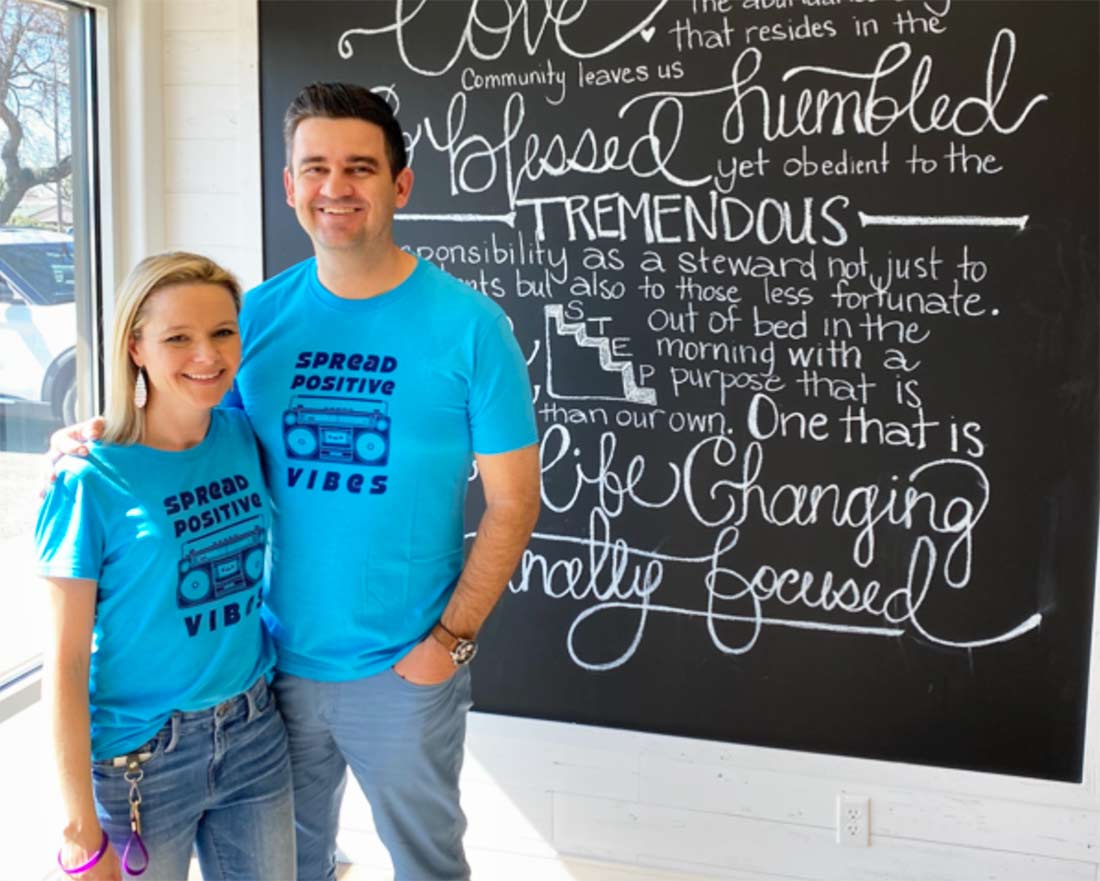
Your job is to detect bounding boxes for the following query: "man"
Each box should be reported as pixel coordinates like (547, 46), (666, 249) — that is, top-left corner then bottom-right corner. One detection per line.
(58, 82), (540, 881)
(244, 81), (540, 881)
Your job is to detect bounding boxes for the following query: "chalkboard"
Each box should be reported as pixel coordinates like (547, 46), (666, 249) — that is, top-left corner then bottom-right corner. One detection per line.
(258, 0), (1100, 782)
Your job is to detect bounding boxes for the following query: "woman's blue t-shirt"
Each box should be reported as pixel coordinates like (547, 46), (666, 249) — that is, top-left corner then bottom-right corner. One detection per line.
(35, 408), (275, 761)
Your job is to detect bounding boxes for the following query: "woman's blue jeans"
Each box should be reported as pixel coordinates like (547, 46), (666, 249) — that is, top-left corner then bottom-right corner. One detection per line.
(91, 676), (295, 880)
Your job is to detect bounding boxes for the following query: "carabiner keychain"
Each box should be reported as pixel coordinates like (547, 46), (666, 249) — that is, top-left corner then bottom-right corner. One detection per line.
(122, 757), (150, 876)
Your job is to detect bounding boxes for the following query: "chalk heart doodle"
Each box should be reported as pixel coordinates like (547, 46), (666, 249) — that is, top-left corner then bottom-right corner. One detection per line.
(337, 0), (669, 77)
(508, 426), (1041, 671)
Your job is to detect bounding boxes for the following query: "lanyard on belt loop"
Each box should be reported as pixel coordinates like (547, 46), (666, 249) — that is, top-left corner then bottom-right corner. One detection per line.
(122, 756), (150, 876)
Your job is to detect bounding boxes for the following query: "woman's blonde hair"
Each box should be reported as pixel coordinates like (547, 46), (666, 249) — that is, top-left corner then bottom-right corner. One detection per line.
(102, 252), (242, 445)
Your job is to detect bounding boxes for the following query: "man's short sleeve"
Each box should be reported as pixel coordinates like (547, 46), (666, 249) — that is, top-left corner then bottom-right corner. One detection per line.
(35, 468), (105, 580)
(469, 314), (538, 455)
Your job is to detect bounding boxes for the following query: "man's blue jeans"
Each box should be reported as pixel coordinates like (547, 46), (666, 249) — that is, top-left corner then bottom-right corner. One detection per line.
(273, 665), (472, 881)
(91, 676), (295, 880)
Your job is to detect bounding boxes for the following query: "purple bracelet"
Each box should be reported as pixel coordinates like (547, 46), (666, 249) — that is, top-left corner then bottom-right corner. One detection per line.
(57, 829), (109, 876)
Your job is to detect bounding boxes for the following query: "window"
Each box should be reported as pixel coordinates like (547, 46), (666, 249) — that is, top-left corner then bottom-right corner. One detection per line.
(0, 0), (100, 688)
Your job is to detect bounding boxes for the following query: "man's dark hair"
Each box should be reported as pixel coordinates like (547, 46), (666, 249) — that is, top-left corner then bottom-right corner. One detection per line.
(283, 82), (407, 177)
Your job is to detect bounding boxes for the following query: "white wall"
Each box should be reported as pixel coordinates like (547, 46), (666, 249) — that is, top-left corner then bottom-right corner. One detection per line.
(135, 2), (1100, 879)
(162, 0), (264, 289)
(112, 0), (263, 290)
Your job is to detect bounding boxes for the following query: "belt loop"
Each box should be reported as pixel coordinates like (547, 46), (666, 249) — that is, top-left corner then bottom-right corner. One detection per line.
(165, 713), (181, 754)
(245, 678), (261, 721)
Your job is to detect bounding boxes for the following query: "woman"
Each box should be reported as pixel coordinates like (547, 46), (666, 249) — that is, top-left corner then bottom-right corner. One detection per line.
(36, 253), (294, 880)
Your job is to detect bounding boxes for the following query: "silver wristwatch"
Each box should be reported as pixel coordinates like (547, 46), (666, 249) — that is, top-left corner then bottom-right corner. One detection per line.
(430, 622), (478, 666)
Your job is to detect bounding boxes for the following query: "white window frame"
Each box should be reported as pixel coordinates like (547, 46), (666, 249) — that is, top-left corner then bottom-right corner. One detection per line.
(0, 0), (119, 719)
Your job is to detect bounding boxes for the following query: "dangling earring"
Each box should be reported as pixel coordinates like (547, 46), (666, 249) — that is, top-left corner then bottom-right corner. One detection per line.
(134, 367), (148, 409)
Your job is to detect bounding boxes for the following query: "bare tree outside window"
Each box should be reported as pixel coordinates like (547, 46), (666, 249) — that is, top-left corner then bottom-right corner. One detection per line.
(0, 0), (72, 229)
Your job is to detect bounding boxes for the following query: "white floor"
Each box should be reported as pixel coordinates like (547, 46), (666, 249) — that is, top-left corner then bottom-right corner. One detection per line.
(0, 697), (727, 881)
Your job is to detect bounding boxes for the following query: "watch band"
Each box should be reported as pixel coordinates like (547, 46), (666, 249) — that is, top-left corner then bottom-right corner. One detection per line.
(430, 621), (461, 652)
(430, 622), (478, 666)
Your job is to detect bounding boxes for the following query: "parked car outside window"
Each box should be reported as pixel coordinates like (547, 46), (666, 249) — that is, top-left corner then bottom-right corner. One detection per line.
(0, 227), (77, 424)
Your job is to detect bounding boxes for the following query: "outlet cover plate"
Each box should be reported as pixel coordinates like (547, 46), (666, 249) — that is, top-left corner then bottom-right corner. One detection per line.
(836, 794), (870, 847)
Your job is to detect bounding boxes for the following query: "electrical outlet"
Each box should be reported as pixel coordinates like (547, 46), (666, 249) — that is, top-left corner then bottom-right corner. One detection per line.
(836, 794), (870, 847)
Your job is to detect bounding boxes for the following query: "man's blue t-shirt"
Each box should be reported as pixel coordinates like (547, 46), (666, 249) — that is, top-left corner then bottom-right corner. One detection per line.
(231, 256), (537, 681)
(35, 408), (274, 761)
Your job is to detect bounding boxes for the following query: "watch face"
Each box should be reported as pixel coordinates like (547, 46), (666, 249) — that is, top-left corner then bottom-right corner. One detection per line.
(452, 639), (478, 665)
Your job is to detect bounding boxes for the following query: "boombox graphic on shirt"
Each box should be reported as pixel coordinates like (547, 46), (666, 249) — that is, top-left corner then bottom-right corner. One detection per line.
(177, 516), (266, 608)
(282, 394), (391, 467)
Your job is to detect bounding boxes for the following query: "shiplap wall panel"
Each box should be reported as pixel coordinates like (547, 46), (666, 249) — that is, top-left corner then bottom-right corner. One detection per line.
(163, 0), (237, 32)
(162, 0), (263, 289)
(466, 715), (642, 801)
(636, 734), (1100, 810)
(163, 30), (238, 86)
(554, 793), (1098, 881)
(638, 756), (1099, 861)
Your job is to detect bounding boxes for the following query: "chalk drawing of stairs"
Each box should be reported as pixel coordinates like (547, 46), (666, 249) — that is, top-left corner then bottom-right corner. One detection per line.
(544, 305), (657, 405)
